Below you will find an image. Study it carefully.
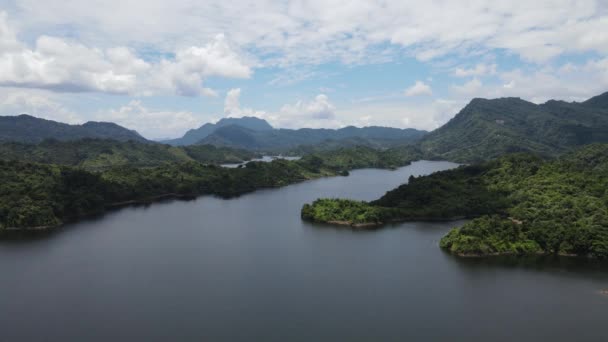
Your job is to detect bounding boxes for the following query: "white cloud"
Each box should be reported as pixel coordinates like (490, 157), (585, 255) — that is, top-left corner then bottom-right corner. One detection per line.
(454, 63), (497, 77)
(1, 2), (608, 137)
(222, 88), (340, 129)
(0, 12), (251, 97)
(256, 94), (340, 129)
(100, 100), (203, 139)
(223, 88), (267, 119)
(404, 81), (433, 97)
(0, 89), (82, 123)
(445, 58), (608, 103)
(451, 78), (483, 96)
(6, 1), (608, 66)
(336, 98), (465, 131)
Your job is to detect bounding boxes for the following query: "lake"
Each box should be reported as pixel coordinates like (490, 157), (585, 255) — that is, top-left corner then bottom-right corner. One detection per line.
(221, 155), (301, 168)
(1, 160), (607, 341)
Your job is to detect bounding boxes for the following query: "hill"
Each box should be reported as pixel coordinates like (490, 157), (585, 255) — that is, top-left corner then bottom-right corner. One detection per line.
(163, 116), (273, 145)
(0, 114), (148, 143)
(197, 124), (427, 151)
(301, 144), (608, 258)
(419, 93), (608, 162)
(0, 146), (420, 231)
(0, 139), (256, 170)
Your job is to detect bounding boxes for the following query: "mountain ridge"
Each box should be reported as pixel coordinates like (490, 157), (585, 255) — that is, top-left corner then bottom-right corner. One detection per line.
(0, 114), (148, 143)
(163, 116), (273, 146)
(419, 93), (608, 162)
(196, 124), (428, 151)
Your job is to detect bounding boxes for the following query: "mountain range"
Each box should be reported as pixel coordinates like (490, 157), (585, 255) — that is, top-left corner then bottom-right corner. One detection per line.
(162, 116), (273, 145)
(194, 124), (427, 151)
(0, 114), (147, 143)
(1, 91), (607, 159)
(164, 116), (427, 150)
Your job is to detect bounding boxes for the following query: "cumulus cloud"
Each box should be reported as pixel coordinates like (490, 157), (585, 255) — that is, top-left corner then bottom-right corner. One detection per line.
(6, 1), (608, 65)
(451, 78), (483, 96)
(0, 89), (82, 123)
(221, 88), (339, 128)
(404, 81), (433, 97)
(276, 94), (338, 124)
(0, 12), (250, 96)
(223, 88), (267, 118)
(100, 100), (203, 139)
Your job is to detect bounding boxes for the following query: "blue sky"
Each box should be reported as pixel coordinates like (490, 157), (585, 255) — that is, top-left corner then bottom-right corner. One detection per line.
(0, 0), (607, 139)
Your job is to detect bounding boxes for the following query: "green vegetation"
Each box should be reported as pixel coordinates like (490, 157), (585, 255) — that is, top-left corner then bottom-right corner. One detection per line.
(195, 124), (427, 151)
(302, 144), (608, 258)
(0, 145), (418, 231)
(302, 199), (390, 225)
(419, 93), (608, 163)
(298, 145), (424, 171)
(0, 139), (257, 170)
(0, 114), (147, 143)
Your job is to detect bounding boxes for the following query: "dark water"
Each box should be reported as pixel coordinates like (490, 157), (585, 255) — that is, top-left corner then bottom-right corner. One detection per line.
(1, 161), (607, 341)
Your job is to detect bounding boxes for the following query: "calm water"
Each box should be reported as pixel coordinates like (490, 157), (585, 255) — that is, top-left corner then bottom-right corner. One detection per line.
(221, 155), (301, 168)
(1, 161), (607, 341)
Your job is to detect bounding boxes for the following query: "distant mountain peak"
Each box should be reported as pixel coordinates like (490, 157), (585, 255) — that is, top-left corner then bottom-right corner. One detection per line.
(163, 116), (273, 146)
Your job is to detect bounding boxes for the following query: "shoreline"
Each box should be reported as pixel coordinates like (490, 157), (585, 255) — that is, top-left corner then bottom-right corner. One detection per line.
(2, 161), (420, 233)
(311, 215), (468, 228)
(305, 217), (602, 259)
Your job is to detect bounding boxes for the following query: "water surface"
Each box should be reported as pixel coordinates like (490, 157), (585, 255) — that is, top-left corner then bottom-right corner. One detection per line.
(1, 161), (607, 341)
(221, 155), (301, 168)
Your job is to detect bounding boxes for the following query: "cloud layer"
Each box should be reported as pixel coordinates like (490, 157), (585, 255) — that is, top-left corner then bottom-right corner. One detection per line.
(0, 12), (250, 96)
(223, 88), (340, 129)
(8, 0), (607, 66)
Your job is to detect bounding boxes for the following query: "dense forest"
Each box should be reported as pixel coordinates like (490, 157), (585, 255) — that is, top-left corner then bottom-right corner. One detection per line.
(419, 92), (608, 162)
(0, 145), (419, 231)
(0, 139), (257, 170)
(301, 144), (608, 258)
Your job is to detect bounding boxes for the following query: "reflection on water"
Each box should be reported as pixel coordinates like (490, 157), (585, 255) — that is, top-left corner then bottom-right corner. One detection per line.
(444, 251), (608, 281)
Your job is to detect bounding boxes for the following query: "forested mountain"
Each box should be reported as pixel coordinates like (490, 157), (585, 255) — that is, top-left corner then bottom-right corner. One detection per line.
(163, 116), (273, 145)
(0, 139), (256, 170)
(302, 144), (608, 258)
(0, 146), (419, 231)
(197, 124), (427, 151)
(419, 92), (608, 162)
(0, 114), (148, 143)
(5, 91), (607, 158)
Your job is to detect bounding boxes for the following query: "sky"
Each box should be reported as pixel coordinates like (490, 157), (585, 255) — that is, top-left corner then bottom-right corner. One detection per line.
(0, 0), (607, 139)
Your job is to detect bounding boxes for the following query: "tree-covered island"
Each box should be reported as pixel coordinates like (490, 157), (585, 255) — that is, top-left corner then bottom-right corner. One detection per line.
(301, 144), (608, 258)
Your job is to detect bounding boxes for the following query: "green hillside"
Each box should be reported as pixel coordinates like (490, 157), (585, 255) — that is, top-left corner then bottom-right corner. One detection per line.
(0, 146), (420, 231)
(419, 93), (608, 162)
(0, 139), (256, 170)
(0, 114), (148, 143)
(302, 144), (608, 258)
(197, 124), (427, 151)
